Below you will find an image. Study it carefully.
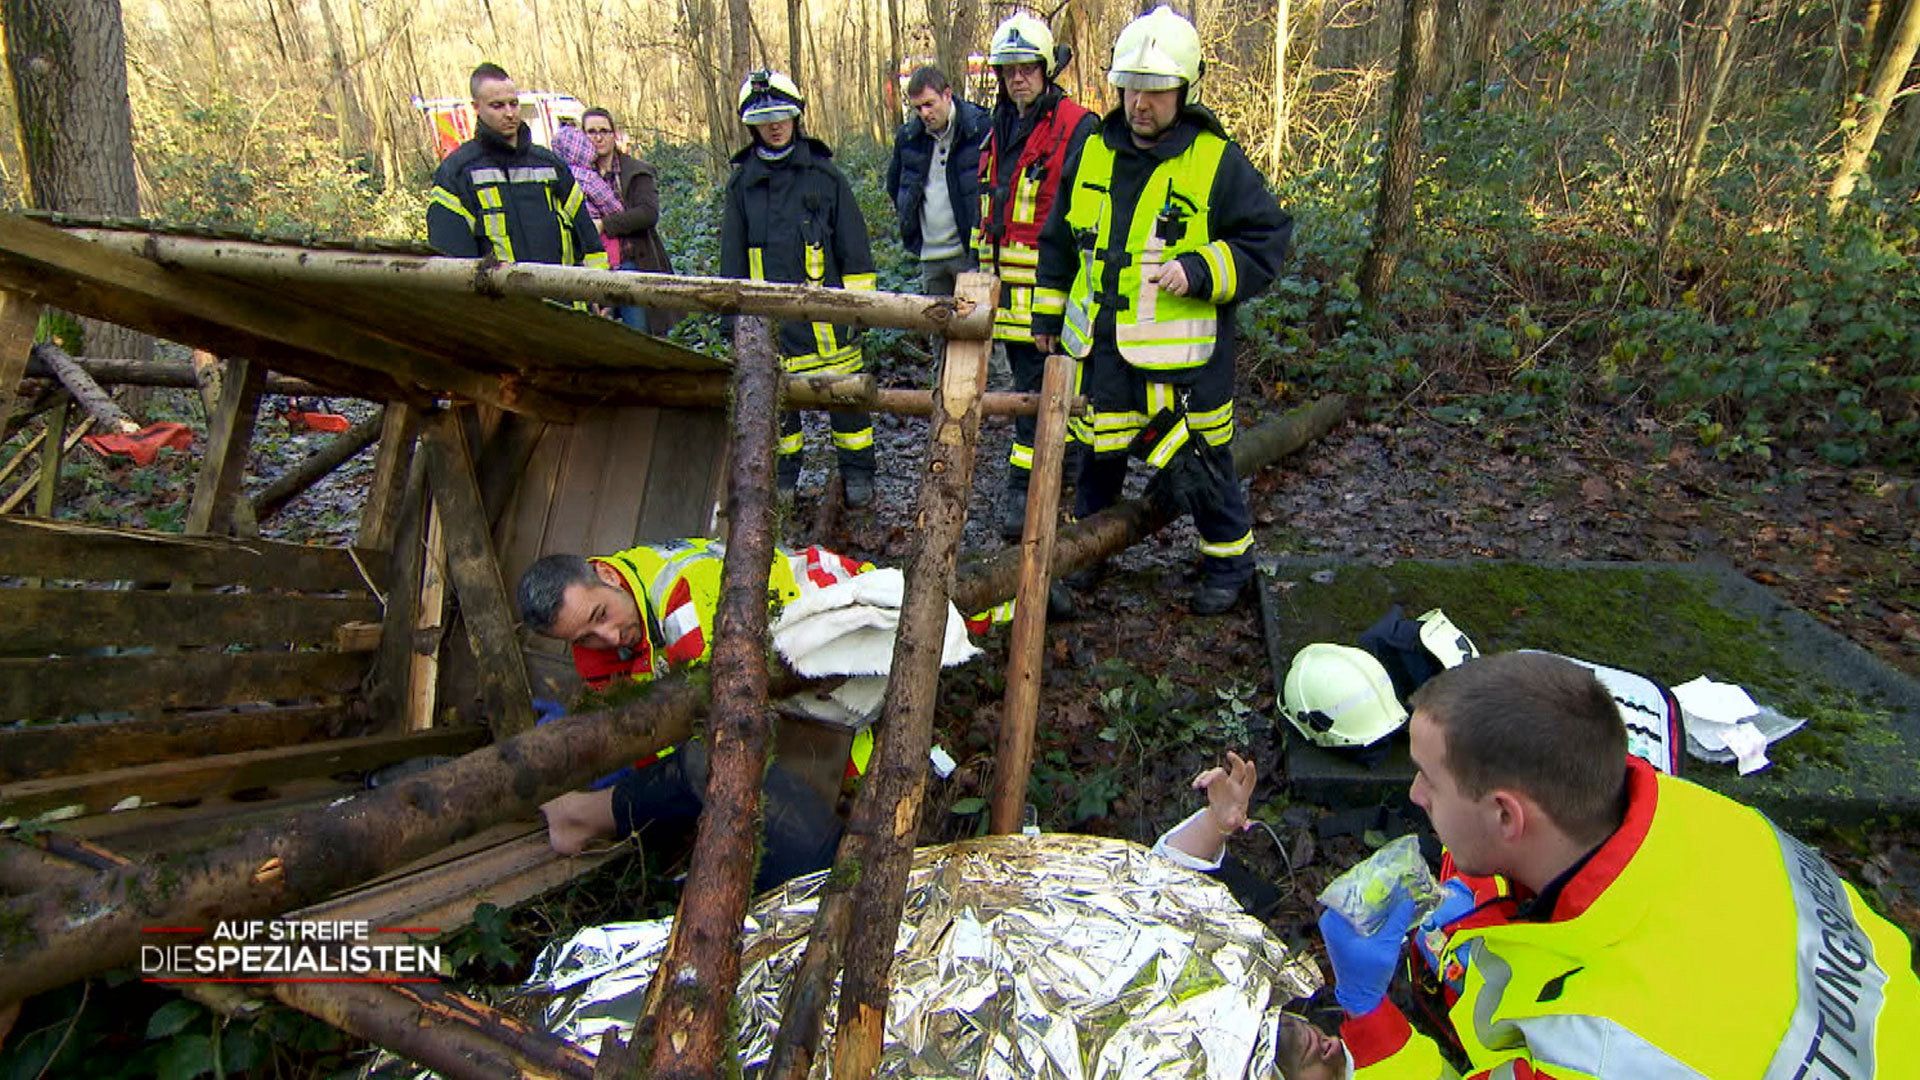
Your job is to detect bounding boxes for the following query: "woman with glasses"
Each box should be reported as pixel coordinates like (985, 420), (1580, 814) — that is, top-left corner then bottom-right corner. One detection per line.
(581, 107), (676, 335)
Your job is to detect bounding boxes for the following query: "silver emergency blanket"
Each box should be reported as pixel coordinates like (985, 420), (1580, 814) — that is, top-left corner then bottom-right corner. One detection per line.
(519, 833), (1323, 1079)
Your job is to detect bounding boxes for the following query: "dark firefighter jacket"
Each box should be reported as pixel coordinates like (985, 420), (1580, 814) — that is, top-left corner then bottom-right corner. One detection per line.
(427, 121), (607, 268)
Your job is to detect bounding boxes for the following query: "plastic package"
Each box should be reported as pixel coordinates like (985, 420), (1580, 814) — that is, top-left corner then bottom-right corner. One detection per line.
(1317, 834), (1443, 936)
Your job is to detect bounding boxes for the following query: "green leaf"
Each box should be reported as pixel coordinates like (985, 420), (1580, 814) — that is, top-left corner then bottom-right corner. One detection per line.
(146, 1000), (203, 1040)
(219, 1023), (265, 1073)
(155, 1034), (215, 1080)
(949, 797), (987, 815)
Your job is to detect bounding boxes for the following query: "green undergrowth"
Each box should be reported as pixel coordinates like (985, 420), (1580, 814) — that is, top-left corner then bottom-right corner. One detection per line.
(1262, 559), (1917, 824)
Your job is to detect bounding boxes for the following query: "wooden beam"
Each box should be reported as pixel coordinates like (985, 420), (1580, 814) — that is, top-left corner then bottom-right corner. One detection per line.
(368, 454), (429, 730)
(185, 356), (265, 536)
(408, 498), (447, 733)
(31, 397), (69, 519)
(418, 410), (534, 738)
(252, 407), (385, 522)
(0, 727), (488, 820)
(0, 590), (378, 654)
(0, 651), (365, 724)
(31, 343), (139, 435)
(0, 216), (576, 422)
(22, 353), (323, 396)
(0, 291), (41, 427)
(989, 353), (1075, 835)
(60, 230), (995, 340)
(358, 404), (416, 552)
(534, 369), (1084, 418)
(0, 704), (348, 784)
(0, 517), (384, 593)
(187, 351), (258, 537)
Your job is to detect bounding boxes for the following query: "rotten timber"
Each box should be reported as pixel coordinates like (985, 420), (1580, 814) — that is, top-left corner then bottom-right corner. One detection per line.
(0, 516), (386, 593)
(0, 704), (349, 784)
(623, 316), (785, 1079)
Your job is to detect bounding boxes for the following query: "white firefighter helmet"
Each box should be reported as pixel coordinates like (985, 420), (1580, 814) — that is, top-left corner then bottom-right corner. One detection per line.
(737, 69), (805, 124)
(1415, 608), (1480, 669)
(1282, 643), (1408, 750)
(1108, 4), (1203, 91)
(989, 11), (1055, 70)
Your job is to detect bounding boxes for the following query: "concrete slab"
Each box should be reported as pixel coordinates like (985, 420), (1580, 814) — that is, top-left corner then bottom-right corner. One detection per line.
(1258, 557), (1920, 829)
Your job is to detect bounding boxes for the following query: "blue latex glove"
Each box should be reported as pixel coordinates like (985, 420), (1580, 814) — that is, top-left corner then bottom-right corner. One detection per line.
(1318, 891), (1418, 1016)
(1415, 879), (1477, 972)
(533, 697), (568, 724)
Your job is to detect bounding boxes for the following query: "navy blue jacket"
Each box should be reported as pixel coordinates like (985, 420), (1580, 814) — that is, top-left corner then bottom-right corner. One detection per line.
(885, 98), (990, 256)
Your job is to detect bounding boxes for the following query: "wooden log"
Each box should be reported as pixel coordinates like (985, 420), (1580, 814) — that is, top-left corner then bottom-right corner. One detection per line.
(358, 404), (416, 553)
(0, 727), (487, 819)
(535, 368), (1083, 418)
(251, 407), (385, 522)
(0, 290), (41, 428)
(628, 317), (784, 1079)
(0, 589), (378, 654)
(0, 837), (93, 893)
(0, 516), (384, 593)
(767, 272), (999, 1080)
(0, 650), (366, 724)
(0, 704), (347, 783)
(31, 342), (139, 435)
(419, 410), (534, 738)
(988, 353), (1074, 835)
(0, 414), (91, 515)
(0, 217), (576, 422)
(61, 230), (995, 340)
(185, 356), (266, 536)
(0, 664), (708, 1006)
(21, 353), (322, 396)
(951, 395), (1351, 617)
(270, 980), (597, 1080)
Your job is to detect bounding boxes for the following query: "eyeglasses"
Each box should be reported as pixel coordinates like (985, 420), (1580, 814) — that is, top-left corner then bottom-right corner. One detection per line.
(584, 127), (615, 136)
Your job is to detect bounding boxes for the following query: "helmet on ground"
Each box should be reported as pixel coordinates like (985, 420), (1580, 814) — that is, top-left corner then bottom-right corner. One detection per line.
(1416, 608), (1479, 669)
(989, 12), (1055, 70)
(1108, 4), (1202, 91)
(1282, 643), (1408, 750)
(737, 69), (804, 124)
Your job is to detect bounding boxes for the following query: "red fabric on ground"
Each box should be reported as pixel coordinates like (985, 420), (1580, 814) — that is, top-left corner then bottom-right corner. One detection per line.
(82, 423), (194, 467)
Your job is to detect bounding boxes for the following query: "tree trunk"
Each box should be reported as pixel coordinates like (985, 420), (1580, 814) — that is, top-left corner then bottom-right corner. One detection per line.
(1829, 0), (1920, 211)
(1, 0), (150, 368)
(788, 0), (805, 82)
(728, 0), (753, 76)
(1358, 0), (1440, 306)
(1466, 0), (1506, 108)
(313, 0), (368, 156)
(1270, 0), (1292, 175)
(1651, 0), (1750, 256)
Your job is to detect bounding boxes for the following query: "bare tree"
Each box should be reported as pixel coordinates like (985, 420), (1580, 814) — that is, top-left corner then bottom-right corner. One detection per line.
(1829, 0), (1920, 212)
(2, 0), (151, 367)
(1359, 0), (1440, 306)
(1650, 0), (1750, 256)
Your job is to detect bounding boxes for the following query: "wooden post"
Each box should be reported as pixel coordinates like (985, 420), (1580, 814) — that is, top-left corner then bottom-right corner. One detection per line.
(0, 291), (41, 427)
(988, 353), (1074, 834)
(624, 317), (784, 1078)
(418, 410), (535, 739)
(359, 404), (416, 552)
(368, 454), (429, 730)
(768, 272), (999, 1080)
(185, 356), (266, 536)
(186, 351), (259, 538)
(32, 397), (69, 518)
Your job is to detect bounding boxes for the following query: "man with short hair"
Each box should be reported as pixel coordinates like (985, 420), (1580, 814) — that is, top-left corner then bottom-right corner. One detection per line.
(1315, 651), (1920, 1076)
(886, 66), (990, 299)
(582, 106), (675, 335)
(427, 63), (607, 270)
(518, 540), (871, 892)
(974, 12), (1100, 539)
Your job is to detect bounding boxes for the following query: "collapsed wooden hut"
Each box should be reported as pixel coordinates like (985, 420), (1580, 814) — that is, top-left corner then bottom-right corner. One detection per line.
(0, 211), (1342, 1077)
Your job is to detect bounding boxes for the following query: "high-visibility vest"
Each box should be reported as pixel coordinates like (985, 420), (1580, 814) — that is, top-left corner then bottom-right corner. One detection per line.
(972, 96), (1091, 343)
(1058, 131), (1231, 373)
(1387, 764), (1920, 1078)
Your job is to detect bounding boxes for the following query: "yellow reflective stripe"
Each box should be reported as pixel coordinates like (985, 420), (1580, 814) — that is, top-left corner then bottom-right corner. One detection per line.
(1200, 240), (1237, 302)
(1012, 172), (1039, 223)
(784, 343), (863, 374)
(560, 182), (584, 219)
(582, 250), (609, 270)
(804, 243), (825, 283)
(748, 247), (766, 281)
(482, 213), (514, 261)
(831, 426), (875, 451)
(1008, 442), (1034, 469)
(475, 186), (504, 210)
(1146, 383), (1179, 415)
(812, 321), (838, 358)
(996, 244), (1040, 267)
(1190, 401), (1235, 446)
(842, 272), (877, 292)
(850, 728), (874, 775)
(1032, 287), (1068, 316)
(430, 186), (476, 226)
(1145, 417), (1191, 469)
(778, 430), (805, 454)
(1199, 530), (1254, 558)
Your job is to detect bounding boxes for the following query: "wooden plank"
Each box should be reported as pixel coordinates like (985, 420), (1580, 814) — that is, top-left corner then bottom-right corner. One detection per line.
(0, 517), (382, 593)
(420, 411), (535, 738)
(59, 775), (360, 857)
(0, 651), (366, 723)
(369, 454), (429, 729)
(584, 406), (659, 558)
(409, 500), (447, 732)
(358, 403), (415, 552)
(0, 290), (42, 426)
(0, 590), (380, 655)
(635, 408), (728, 540)
(0, 727), (488, 819)
(538, 410), (606, 558)
(0, 217), (579, 422)
(496, 415), (568, 588)
(0, 703), (348, 783)
(473, 409), (546, 529)
(185, 355), (266, 536)
(31, 397), (68, 518)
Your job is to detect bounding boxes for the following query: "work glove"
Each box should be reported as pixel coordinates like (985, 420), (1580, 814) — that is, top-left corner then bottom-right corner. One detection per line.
(1132, 409), (1222, 519)
(533, 697), (568, 725)
(1414, 878), (1477, 973)
(1318, 890), (1418, 1017)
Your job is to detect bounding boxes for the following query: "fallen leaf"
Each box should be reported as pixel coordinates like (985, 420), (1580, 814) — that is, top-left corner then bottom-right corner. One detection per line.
(1580, 476), (1610, 503)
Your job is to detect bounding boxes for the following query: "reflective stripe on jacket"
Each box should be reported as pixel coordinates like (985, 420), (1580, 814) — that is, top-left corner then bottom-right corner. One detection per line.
(1348, 757), (1920, 1079)
(1059, 130), (1228, 372)
(972, 92), (1094, 342)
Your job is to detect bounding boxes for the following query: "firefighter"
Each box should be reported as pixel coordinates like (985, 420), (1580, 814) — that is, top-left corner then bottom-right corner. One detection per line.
(426, 62), (607, 270)
(720, 70), (881, 508)
(1319, 652), (1920, 1077)
(1032, 5), (1293, 615)
(973, 12), (1100, 540)
(517, 540), (875, 891)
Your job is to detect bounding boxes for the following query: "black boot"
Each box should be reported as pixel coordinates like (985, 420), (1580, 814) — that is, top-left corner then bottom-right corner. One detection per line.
(842, 468), (875, 509)
(1189, 576), (1248, 616)
(999, 484), (1029, 540)
(777, 458), (800, 498)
